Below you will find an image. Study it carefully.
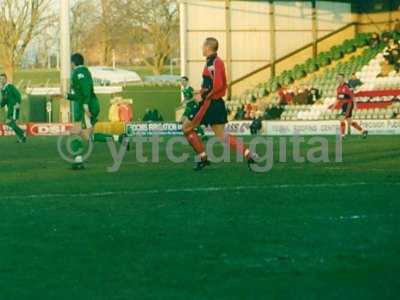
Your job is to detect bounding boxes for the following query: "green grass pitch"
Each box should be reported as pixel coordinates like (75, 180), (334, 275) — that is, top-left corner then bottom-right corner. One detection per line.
(0, 135), (399, 299)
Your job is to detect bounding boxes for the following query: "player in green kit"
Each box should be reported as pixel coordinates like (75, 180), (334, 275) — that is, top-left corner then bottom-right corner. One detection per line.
(0, 73), (26, 143)
(66, 53), (99, 169)
(66, 53), (129, 170)
(180, 76), (205, 139)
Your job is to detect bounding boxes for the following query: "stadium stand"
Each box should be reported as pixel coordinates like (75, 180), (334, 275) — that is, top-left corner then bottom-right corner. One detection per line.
(227, 31), (400, 122)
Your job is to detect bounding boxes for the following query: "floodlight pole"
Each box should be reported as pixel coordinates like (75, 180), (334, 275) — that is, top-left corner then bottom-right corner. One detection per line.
(179, 0), (188, 103)
(311, 0), (318, 58)
(225, 0), (232, 99)
(179, 0), (188, 78)
(60, 0), (71, 122)
(269, 0), (276, 77)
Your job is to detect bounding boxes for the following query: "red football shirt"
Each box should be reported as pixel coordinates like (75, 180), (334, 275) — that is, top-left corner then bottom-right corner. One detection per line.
(337, 83), (354, 105)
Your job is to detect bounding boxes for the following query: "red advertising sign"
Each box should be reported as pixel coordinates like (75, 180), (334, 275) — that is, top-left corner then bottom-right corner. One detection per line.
(27, 123), (73, 136)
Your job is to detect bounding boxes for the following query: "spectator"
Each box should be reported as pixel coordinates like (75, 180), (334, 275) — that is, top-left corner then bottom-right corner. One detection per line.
(245, 102), (253, 119)
(277, 84), (286, 105)
(369, 33), (380, 48)
(250, 114), (262, 135)
(143, 108), (163, 122)
(348, 73), (363, 90)
(153, 109), (163, 122)
(234, 105), (245, 120)
(308, 87), (321, 104)
(277, 85), (294, 106)
(382, 32), (392, 44)
(293, 85), (309, 105)
(143, 109), (151, 122)
(263, 104), (284, 120)
(383, 41), (400, 65)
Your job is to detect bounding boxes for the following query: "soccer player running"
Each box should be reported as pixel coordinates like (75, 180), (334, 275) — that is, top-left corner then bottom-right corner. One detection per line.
(182, 37), (256, 171)
(0, 73), (27, 143)
(332, 73), (368, 140)
(66, 53), (101, 170)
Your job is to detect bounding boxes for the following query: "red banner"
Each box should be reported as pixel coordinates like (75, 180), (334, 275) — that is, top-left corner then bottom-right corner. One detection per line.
(355, 89), (400, 97)
(27, 123), (73, 136)
(0, 123), (73, 136)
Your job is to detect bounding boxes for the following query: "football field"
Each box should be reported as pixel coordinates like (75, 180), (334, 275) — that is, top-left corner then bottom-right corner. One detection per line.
(0, 135), (399, 299)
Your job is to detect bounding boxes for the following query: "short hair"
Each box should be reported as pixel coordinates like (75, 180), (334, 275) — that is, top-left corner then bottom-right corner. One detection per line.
(0, 73), (7, 79)
(181, 76), (189, 81)
(204, 37), (219, 52)
(337, 73), (345, 78)
(71, 53), (84, 66)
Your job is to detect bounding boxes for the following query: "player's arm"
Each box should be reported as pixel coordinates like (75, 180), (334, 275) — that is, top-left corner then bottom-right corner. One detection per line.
(66, 93), (79, 102)
(1, 86), (8, 107)
(66, 74), (79, 102)
(78, 74), (93, 117)
(0, 95), (6, 108)
(329, 99), (339, 110)
(10, 85), (22, 106)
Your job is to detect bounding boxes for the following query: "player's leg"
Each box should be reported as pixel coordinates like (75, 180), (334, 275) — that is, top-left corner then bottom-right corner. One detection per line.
(349, 117), (368, 138)
(6, 105), (26, 142)
(182, 98), (208, 156)
(69, 104), (86, 170)
(93, 132), (114, 142)
(211, 124), (255, 167)
(339, 117), (347, 138)
(348, 117), (360, 132)
(92, 121), (130, 150)
(339, 102), (349, 139)
(183, 119), (208, 168)
(66, 122), (86, 169)
(346, 102), (368, 139)
(196, 125), (207, 141)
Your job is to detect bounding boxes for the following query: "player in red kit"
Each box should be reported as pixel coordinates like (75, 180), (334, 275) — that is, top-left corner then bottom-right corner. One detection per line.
(182, 37), (257, 171)
(332, 74), (368, 140)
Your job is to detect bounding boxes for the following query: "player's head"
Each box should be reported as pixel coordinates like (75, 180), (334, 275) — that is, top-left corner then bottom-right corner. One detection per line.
(0, 73), (7, 86)
(336, 73), (345, 84)
(180, 76), (189, 86)
(71, 53), (85, 68)
(203, 37), (219, 57)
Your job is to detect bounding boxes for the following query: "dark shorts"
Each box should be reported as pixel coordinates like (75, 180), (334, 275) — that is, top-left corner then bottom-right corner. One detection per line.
(341, 102), (354, 118)
(200, 99), (228, 126)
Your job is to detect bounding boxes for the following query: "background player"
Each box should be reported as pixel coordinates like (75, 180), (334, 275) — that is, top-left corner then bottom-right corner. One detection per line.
(66, 53), (130, 170)
(180, 76), (206, 139)
(331, 73), (368, 139)
(0, 73), (26, 143)
(182, 37), (256, 171)
(66, 53), (101, 169)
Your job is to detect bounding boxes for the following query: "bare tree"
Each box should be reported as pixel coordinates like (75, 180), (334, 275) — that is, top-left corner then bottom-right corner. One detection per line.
(120, 0), (179, 75)
(0, 0), (54, 81)
(71, 0), (99, 54)
(99, 0), (131, 65)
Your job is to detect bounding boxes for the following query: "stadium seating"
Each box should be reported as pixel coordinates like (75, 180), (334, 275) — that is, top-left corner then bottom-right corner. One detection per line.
(228, 31), (400, 121)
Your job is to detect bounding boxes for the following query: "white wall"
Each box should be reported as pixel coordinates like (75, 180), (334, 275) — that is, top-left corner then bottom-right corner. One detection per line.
(180, 0), (352, 90)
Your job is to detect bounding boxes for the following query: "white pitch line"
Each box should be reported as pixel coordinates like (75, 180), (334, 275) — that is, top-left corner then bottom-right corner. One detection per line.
(1, 182), (400, 201)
